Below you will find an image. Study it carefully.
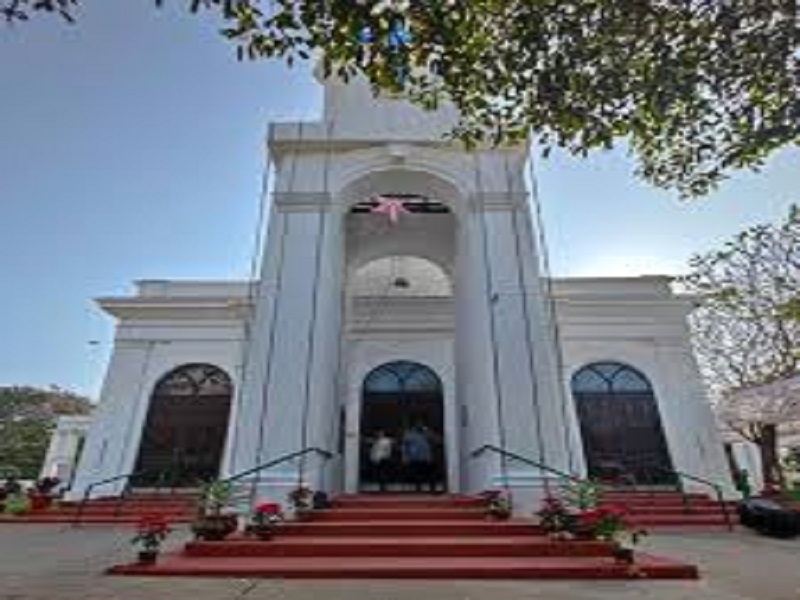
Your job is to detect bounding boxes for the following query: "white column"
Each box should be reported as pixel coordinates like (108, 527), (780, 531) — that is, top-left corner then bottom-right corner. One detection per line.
(232, 194), (343, 498)
(653, 343), (736, 497)
(456, 202), (502, 492)
(68, 342), (156, 499)
(461, 192), (574, 512)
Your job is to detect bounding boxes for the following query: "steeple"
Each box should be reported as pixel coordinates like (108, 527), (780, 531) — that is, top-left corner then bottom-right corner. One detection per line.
(318, 68), (459, 141)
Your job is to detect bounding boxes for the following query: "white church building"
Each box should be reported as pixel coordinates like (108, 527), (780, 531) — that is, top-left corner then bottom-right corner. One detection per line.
(56, 73), (735, 508)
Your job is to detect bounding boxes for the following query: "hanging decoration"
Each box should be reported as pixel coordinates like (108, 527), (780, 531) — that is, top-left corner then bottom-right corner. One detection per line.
(370, 195), (411, 224)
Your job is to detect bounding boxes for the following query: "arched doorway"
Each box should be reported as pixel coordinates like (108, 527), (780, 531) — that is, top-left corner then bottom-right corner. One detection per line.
(133, 364), (233, 487)
(360, 361), (446, 492)
(572, 362), (674, 485)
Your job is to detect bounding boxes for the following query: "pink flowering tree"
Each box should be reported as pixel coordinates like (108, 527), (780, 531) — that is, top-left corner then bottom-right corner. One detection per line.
(683, 206), (800, 489)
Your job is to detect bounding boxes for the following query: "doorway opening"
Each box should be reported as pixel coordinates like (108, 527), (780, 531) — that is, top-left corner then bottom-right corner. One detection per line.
(360, 360), (446, 492)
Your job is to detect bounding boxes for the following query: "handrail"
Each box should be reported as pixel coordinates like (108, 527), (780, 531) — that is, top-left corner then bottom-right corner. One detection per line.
(72, 472), (136, 526)
(471, 444), (583, 484)
(72, 465), (179, 526)
(220, 447), (335, 509)
(222, 447), (335, 485)
(656, 466), (734, 531)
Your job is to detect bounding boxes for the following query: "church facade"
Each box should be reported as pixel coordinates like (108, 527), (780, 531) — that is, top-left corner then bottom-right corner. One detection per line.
(64, 75), (735, 509)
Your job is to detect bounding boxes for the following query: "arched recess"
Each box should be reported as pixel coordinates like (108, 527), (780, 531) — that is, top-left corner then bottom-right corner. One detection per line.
(133, 364), (233, 487)
(349, 256), (453, 297)
(360, 360), (446, 491)
(571, 362), (674, 485)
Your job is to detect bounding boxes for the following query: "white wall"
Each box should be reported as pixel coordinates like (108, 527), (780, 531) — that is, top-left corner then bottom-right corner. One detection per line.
(554, 277), (737, 499)
(68, 303), (245, 500)
(40, 415), (91, 486)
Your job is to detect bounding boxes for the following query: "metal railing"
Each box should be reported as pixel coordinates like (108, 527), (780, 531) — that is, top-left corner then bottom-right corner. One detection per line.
(71, 466), (180, 526)
(655, 466), (734, 531)
(471, 445), (734, 531)
(219, 447), (335, 510)
(471, 444), (586, 488)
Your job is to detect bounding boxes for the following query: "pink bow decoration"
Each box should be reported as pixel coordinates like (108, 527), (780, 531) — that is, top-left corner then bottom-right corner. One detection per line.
(370, 196), (410, 224)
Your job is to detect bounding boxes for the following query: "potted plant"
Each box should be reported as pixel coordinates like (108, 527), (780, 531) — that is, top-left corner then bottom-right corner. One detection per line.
(28, 477), (61, 512)
(560, 479), (599, 511)
(4, 492), (30, 516)
(481, 489), (512, 520)
(288, 484), (314, 521)
(191, 480), (238, 541)
(577, 505), (647, 564)
(536, 496), (577, 540)
(131, 514), (171, 564)
(244, 501), (283, 540)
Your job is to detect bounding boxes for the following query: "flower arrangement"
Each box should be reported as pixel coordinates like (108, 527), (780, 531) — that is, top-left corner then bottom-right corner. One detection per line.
(28, 477), (61, 511)
(560, 479), (599, 511)
(131, 514), (171, 564)
(577, 504), (647, 563)
(481, 489), (513, 520)
(245, 501), (283, 540)
(288, 484), (314, 520)
(536, 496), (577, 539)
(191, 480), (238, 541)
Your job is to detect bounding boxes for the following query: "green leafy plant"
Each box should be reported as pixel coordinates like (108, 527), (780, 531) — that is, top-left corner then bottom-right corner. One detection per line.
(560, 479), (599, 511)
(536, 496), (577, 537)
(288, 483), (314, 517)
(4, 492), (30, 515)
(480, 489), (512, 520)
(200, 480), (234, 516)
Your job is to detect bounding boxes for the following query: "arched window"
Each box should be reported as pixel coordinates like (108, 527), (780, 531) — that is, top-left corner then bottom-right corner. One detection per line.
(133, 364), (233, 487)
(571, 362), (673, 485)
(572, 362), (652, 394)
(363, 360), (442, 393)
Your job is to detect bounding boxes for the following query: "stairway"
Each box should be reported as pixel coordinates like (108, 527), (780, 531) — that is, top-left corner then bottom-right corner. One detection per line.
(599, 490), (735, 530)
(109, 494), (699, 580)
(0, 492), (198, 524)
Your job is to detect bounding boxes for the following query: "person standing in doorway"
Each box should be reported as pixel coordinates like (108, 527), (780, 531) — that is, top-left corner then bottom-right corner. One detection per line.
(402, 422), (434, 493)
(369, 430), (394, 492)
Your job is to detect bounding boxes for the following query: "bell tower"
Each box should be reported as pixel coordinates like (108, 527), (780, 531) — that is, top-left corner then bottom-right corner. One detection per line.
(228, 73), (576, 508)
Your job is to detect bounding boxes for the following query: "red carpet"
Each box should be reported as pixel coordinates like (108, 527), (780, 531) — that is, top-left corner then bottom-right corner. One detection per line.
(599, 490), (736, 529)
(108, 494), (700, 580)
(0, 493), (197, 524)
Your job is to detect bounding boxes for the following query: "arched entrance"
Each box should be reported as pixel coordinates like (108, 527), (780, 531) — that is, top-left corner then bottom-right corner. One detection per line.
(133, 364), (233, 487)
(572, 362), (674, 485)
(360, 361), (446, 492)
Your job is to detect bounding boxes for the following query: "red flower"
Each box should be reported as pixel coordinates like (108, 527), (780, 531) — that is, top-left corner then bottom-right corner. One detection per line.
(137, 513), (171, 536)
(255, 502), (282, 515)
(602, 504), (628, 518)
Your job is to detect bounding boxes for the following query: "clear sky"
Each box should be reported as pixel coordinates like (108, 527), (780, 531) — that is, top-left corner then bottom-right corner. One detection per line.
(1, 3), (797, 398)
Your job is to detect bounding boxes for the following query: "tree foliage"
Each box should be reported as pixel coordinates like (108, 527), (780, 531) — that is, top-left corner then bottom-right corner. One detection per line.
(0, 386), (93, 479)
(682, 206), (800, 486)
(4, 1), (799, 198)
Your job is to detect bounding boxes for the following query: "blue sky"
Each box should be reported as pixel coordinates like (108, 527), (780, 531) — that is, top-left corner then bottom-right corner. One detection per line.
(1, 4), (797, 398)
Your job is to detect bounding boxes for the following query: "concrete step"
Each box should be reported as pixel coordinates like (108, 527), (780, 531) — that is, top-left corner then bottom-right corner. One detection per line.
(184, 536), (616, 558)
(108, 554), (698, 579)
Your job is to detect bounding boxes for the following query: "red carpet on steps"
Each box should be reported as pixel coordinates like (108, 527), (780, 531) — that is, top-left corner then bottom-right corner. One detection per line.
(108, 494), (700, 580)
(0, 493), (197, 524)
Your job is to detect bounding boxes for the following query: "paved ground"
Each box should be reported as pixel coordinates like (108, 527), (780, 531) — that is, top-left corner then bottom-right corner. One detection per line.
(1, 526), (799, 600)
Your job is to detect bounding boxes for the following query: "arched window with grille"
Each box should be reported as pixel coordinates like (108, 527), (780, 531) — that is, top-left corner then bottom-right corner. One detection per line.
(572, 362), (674, 485)
(133, 364), (233, 487)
